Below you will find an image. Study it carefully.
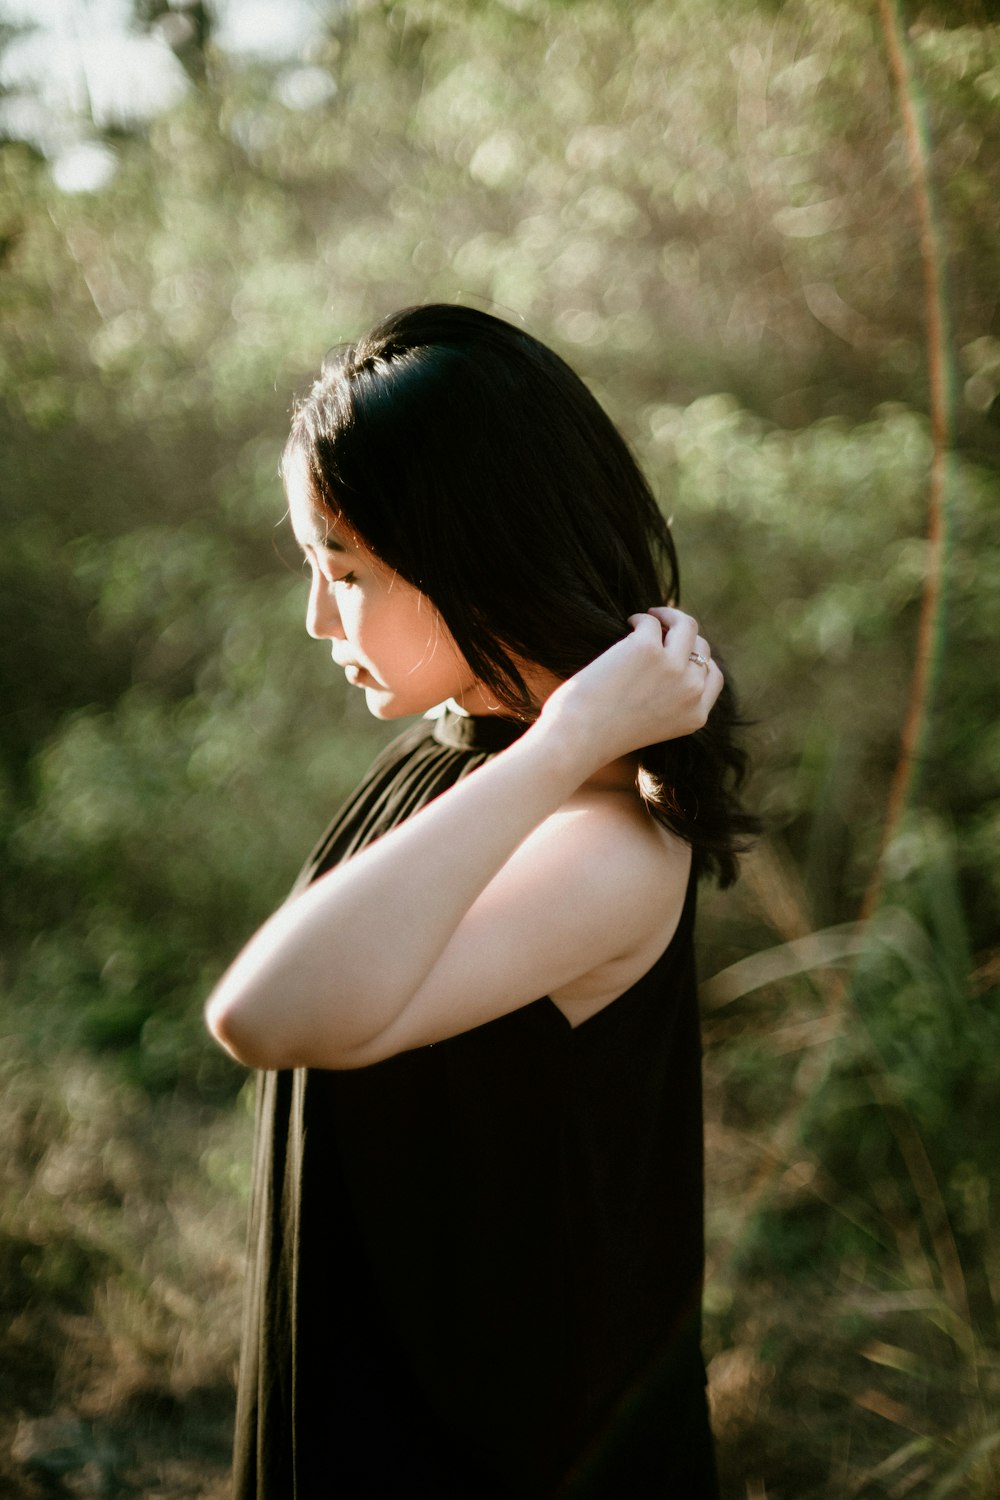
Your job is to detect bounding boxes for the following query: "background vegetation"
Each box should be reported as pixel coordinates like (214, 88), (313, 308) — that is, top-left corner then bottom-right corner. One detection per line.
(1, 0), (998, 1494)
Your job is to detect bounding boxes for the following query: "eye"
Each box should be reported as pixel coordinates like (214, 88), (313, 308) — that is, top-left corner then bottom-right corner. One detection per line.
(332, 571), (357, 588)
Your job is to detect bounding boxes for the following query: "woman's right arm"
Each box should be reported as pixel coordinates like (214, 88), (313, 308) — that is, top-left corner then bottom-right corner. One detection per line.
(205, 609), (721, 1070)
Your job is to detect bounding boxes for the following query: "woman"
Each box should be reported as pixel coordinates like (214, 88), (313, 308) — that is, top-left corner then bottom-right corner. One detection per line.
(207, 304), (754, 1498)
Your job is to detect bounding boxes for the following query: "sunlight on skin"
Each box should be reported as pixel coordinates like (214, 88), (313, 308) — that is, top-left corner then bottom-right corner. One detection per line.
(287, 454), (496, 719)
(279, 497), (511, 709)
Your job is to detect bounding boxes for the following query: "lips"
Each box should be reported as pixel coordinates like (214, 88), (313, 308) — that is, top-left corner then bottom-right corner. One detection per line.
(330, 647), (379, 688)
(342, 663), (381, 688)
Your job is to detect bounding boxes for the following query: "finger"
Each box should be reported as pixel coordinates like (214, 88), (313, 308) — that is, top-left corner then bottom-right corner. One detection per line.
(656, 610), (699, 662)
(646, 606), (689, 623)
(646, 605), (699, 640)
(700, 660), (725, 713)
(630, 610), (699, 663)
(687, 634), (712, 670)
(626, 612), (666, 641)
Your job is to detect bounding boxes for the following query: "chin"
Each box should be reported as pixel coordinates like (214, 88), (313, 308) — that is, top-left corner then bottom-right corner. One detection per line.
(363, 687), (431, 721)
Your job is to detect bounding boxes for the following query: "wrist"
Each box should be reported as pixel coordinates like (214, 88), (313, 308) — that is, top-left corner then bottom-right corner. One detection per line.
(521, 696), (603, 791)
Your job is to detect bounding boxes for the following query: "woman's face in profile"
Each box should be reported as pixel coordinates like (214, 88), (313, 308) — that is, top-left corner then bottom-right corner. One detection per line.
(285, 448), (496, 720)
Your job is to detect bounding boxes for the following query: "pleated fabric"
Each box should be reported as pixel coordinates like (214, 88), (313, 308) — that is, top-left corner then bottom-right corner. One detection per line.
(233, 709), (718, 1499)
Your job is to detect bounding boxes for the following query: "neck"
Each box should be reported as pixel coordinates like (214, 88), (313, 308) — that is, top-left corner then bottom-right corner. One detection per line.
(451, 663), (563, 720)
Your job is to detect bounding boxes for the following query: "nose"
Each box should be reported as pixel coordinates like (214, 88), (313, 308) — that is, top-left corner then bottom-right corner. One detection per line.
(305, 571), (345, 642)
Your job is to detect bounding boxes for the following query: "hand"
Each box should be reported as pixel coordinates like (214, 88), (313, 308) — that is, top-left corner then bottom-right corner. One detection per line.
(538, 607), (724, 771)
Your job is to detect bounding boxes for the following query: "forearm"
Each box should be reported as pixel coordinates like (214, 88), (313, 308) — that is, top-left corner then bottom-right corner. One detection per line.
(205, 714), (591, 1068)
(206, 610), (722, 1070)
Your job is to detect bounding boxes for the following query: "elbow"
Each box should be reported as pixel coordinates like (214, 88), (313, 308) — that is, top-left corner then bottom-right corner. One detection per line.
(204, 985), (379, 1073)
(205, 988), (294, 1071)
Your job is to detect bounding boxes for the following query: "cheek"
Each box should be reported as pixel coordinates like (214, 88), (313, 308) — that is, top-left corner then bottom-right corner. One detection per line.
(353, 595), (427, 670)
(414, 605), (466, 669)
(393, 607), (446, 672)
(341, 590), (380, 646)
(355, 575), (464, 681)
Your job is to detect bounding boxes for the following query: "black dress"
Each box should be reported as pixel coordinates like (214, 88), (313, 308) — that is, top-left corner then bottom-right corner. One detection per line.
(233, 709), (718, 1499)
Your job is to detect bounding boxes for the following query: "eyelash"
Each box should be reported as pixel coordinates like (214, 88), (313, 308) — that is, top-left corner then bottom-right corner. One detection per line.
(303, 557), (357, 587)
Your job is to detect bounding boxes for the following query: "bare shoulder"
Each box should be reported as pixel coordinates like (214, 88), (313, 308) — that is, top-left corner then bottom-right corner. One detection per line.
(532, 782), (693, 1024)
(334, 774), (694, 1062)
(551, 781), (690, 900)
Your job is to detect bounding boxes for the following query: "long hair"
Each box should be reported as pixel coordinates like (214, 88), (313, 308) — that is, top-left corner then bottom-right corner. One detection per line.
(285, 303), (756, 885)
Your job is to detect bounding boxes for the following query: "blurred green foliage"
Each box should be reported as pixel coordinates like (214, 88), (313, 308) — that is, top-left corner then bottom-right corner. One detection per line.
(1, 0), (998, 1494)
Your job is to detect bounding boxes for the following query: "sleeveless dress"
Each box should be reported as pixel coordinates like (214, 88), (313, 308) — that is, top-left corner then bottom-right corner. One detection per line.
(232, 708), (718, 1499)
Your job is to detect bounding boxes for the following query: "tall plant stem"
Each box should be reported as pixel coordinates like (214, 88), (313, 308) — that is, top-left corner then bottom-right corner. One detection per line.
(862, 0), (951, 922)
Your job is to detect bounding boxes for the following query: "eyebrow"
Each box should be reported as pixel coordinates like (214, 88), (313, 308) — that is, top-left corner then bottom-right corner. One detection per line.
(297, 524), (348, 555)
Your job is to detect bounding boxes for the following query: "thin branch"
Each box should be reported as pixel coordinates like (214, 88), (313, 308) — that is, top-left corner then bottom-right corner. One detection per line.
(862, 0), (952, 922)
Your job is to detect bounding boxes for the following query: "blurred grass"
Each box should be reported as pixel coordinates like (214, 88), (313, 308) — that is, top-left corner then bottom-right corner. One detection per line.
(4, 834), (997, 1497)
(700, 826), (1000, 1498)
(0, 1020), (249, 1498)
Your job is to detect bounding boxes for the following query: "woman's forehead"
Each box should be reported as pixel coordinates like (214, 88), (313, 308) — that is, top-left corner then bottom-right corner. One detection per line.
(285, 451), (353, 553)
